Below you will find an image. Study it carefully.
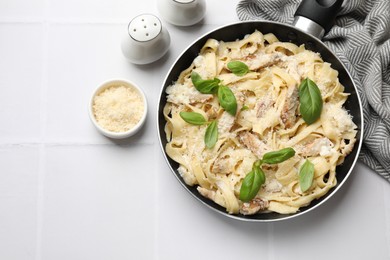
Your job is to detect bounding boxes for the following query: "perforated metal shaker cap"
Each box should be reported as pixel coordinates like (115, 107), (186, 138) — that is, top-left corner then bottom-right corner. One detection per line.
(128, 14), (162, 42)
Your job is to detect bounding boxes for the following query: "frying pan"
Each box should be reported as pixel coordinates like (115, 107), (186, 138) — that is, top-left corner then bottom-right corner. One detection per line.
(157, 0), (363, 222)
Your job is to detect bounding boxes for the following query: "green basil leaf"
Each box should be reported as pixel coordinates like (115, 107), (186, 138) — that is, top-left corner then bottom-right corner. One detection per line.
(299, 78), (323, 125)
(204, 120), (218, 149)
(227, 60), (249, 76)
(239, 171), (255, 202)
(239, 166), (265, 202)
(254, 159), (262, 168)
(299, 159), (315, 192)
(254, 165), (266, 186)
(218, 85), (237, 116)
(191, 72), (220, 94)
(262, 147), (295, 164)
(179, 112), (206, 125)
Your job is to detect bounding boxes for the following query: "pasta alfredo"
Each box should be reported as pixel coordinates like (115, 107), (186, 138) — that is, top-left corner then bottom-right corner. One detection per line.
(163, 31), (357, 215)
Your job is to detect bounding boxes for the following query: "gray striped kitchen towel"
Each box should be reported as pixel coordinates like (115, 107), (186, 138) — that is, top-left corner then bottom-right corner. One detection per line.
(237, 0), (390, 181)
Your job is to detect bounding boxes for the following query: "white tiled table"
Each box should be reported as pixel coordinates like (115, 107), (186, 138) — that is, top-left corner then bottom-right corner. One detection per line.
(1, 0), (389, 259)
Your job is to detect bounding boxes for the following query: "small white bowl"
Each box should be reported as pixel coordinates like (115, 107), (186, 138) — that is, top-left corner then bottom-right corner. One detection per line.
(88, 79), (148, 139)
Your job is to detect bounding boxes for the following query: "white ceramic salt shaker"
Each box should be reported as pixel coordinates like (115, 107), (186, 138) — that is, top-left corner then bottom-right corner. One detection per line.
(157, 0), (206, 26)
(121, 14), (170, 65)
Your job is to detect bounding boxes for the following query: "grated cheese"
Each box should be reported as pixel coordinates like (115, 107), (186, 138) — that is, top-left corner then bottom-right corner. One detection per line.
(93, 85), (144, 132)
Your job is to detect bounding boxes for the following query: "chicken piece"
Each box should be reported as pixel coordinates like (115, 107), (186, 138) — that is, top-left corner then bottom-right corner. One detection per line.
(238, 131), (270, 158)
(296, 137), (334, 157)
(281, 85), (299, 128)
(240, 197), (269, 215)
(243, 52), (285, 71)
(211, 155), (233, 174)
(255, 94), (274, 118)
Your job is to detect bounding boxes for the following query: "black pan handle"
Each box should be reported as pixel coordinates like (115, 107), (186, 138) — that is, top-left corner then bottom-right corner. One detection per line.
(293, 0), (343, 39)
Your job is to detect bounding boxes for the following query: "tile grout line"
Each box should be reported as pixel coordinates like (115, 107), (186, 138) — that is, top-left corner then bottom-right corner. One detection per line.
(0, 141), (155, 147)
(36, 143), (46, 260)
(35, 3), (50, 259)
(0, 17), (127, 25)
(153, 76), (163, 260)
(153, 143), (160, 260)
(0, 17), (227, 26)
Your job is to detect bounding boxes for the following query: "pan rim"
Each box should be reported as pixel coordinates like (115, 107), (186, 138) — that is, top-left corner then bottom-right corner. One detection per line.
(156, 20), (364, 222)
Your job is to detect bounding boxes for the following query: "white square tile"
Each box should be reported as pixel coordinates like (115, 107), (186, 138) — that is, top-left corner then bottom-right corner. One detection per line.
(272, 162), (389, 260)
(41, 144), (156, 260)
(156, 151), (271, 260)
(47, 0), (240, 24)
(0, 0), (45, 20)
(203, 0), (241, 25)
(48, 0), (158, 22)
(44, 23), (219, 144)
(45, 23), (164, 144)
(0, 24), (43, 143)
(0, 146), (39, 260)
